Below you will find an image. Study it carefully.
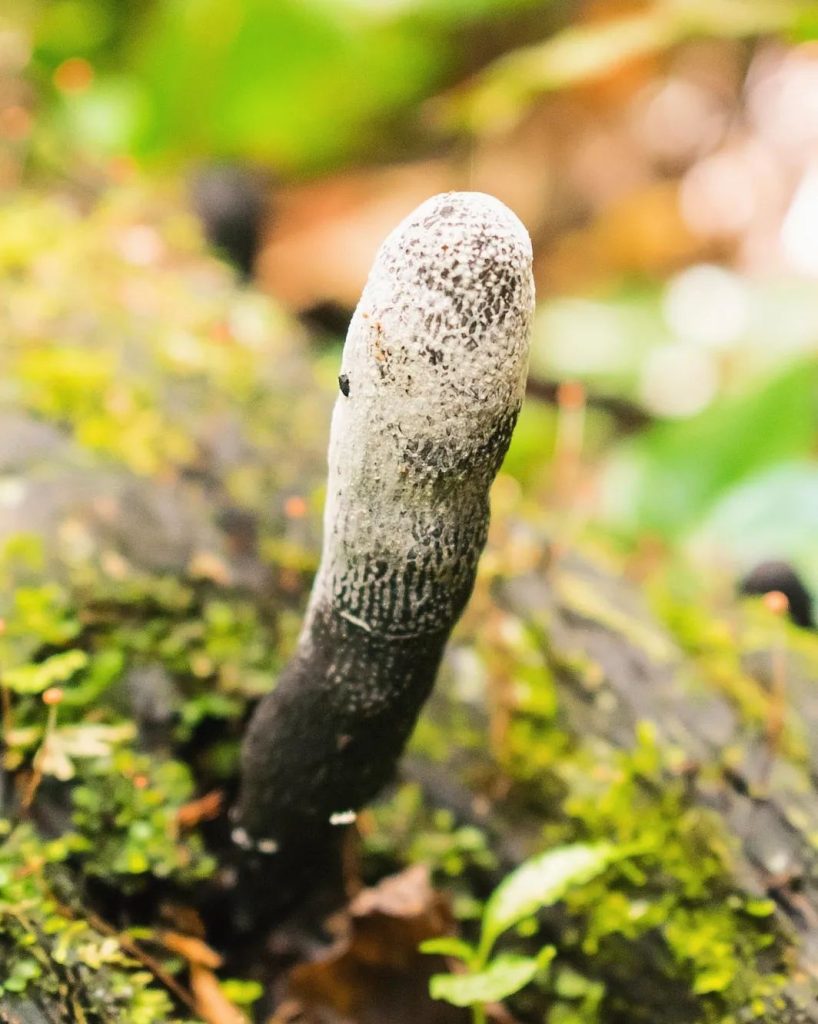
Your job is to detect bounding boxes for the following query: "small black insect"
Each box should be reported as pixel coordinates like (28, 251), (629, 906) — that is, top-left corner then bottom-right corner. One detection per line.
(338, 373), (350, 397)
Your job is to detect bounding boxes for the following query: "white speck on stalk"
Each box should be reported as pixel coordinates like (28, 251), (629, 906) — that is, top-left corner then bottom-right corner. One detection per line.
(329, 810), (357, 825)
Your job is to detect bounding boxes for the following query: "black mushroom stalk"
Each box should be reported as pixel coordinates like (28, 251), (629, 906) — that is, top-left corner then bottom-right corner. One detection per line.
(233, 191), (534, 888)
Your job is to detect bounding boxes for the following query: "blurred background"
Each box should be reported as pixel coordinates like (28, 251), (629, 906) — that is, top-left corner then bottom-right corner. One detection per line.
(2, 0), (818, 594)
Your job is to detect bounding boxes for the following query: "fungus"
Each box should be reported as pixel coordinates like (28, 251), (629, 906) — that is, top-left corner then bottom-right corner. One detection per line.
(190, 162), (269, 280)
(234, 192), (534, 899)
(740, 560), (814, 629)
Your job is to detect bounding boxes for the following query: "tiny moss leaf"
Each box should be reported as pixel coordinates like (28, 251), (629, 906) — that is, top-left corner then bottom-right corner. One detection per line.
(481, 842), (614, 955)
(430, 953), (541, 1007)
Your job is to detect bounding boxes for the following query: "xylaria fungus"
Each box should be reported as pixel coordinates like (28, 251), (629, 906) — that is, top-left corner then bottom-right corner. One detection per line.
(235, 191), (534, 880)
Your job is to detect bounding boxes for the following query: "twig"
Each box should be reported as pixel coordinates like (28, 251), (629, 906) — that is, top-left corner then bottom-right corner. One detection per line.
(526, 375), (652, 434)
(85, 910), (199, 1014)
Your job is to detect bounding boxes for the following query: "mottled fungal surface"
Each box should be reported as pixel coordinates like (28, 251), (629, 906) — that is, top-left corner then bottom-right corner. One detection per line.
(235, 192), (534, 880)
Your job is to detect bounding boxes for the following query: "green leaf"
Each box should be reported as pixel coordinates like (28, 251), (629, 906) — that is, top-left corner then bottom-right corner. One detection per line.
(743, 898), (775, 918)
(419, 936), (476, 962)
(692, 964), (735, 994)
(219, 978), (264, 1007)
(4, 649), (89, 695)
(536, 944), (557, 971)
(695, 462), (818, 594)
(480, 843), (613, 955)
(39, 723), (137, 781)
(132, 0), (440, 171)
(430, 954), (540, 1007)
(606, 362), (818, 537)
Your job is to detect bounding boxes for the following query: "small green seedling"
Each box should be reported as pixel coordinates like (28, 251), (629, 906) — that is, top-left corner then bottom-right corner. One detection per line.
(420, 841), (617, 1024)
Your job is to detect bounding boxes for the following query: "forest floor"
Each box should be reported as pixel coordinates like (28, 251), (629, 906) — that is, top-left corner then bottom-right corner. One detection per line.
(1, 187), (818, 1024)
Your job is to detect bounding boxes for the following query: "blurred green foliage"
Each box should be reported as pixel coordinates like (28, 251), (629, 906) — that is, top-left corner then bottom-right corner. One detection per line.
(11, 0), (546, 171)
(444, 0), (815, 131)
(521, 273), (818, 590)
(2, 2), (818, 1019)
(7, 0), (816, 172)
(607, 362), (818, 534)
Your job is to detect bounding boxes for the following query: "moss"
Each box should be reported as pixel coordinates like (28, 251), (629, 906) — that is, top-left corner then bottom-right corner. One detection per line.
(556, 570), (674, 664)
(552, 725), (782, 1021)
(364, 782), (498, 922)
(392, 560), (790, 1019)
(0, 543), (284, 776)
(0, 188), (330, 510)
(0, 188), (327, 1020)
(652, 578), (815, 766)
(655, 588), (769, 719)
(0, 187), (804, 1022)
(0, 824), (180, 1021)
(70, 752), (214, 890)
(391, 585), (790, 1023)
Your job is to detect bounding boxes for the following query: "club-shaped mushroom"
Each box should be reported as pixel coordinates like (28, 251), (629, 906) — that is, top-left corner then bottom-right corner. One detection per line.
(234, 191), (534, 895)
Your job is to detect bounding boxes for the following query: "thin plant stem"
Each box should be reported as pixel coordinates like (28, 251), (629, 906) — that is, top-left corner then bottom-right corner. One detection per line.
(0, 617), (11, 741)
(550, 380), (587, 564)
(0, 681), (11, 737)
(759, 589), (789, 791)
(554, 380), (586, 501)
(763, 590), (789, 755)
(22, 688), (63, 812)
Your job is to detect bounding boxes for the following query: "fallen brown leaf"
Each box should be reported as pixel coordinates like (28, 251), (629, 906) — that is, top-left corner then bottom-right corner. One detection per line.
(160, 930), (223, 969)
(284, 865), (466, 1024)
(190, 963), (249, 1024)
(176, 789), (225, 829)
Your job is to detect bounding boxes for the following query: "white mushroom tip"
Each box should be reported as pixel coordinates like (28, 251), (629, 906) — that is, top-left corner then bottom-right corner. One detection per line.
(419, 190), (530, 240)
(387, 190), (533, 263)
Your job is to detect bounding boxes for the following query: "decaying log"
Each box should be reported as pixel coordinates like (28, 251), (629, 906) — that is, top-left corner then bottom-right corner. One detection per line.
(497, 552), (818, 1021)
(4, 190), (818, 1022)
(5, 546), (818, 1021)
